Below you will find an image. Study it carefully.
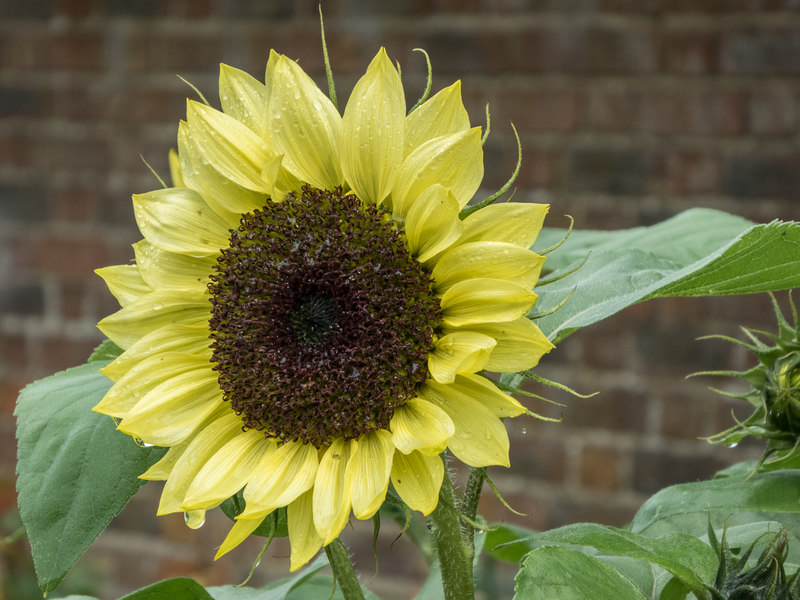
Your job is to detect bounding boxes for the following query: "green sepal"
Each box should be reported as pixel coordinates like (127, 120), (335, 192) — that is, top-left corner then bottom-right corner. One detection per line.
(219, 492), (289, 538)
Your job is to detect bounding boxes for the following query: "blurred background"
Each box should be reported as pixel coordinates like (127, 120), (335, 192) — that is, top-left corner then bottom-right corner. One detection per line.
(1, 0), (798, 598)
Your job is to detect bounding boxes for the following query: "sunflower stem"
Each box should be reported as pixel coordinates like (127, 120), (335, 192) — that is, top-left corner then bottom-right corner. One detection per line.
(429, 474), (475, 600)
(325, 539), (365, 600)
(461, 467), (486, 551)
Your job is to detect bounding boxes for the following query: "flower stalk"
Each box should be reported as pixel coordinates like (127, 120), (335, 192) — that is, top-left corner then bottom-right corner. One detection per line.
(429, 473), (475, 600)
(325, 539), (365, 600)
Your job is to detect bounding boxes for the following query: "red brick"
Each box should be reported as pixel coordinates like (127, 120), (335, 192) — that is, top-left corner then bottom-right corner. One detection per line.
(665, 149), (720, 194)
(749, 88), (796, 135)
(14, 233), (111, 278)
(585, 85), (640, 131)
(106, 86), (188, 124)
(0, 131), (33, 168)
(48, 185), (100, 222)
(579, 445), (621, 491)
(30, 335), (100, 373)
(662, 29), (721, 74)
(46, 31), (105, 70)
(517, 145), (564, 188)
(0, 377), (28, 416)
(508, 426), (568, 483)
(495, 86), (581, 132)
(56, 0), (95, 19)
(639, 89), (746, 135)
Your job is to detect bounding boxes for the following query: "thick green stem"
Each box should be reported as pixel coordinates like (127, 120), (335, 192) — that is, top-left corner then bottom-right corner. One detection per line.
(429, 475), (475, 600)
(325, 539), (365, 600)
(461, 467), (486, 552)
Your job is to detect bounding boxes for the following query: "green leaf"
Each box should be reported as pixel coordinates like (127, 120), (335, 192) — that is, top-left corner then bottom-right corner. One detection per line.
(631, 470), (800, 540)
(514, 546), (647, 600)
(485, 523), (540, 563)
(502, 523), (716, 598)
(119, 578), (213, 599)
(533, 209), (800, 342)
(15, 361), (165, 593)
(88, 339), (123, 362)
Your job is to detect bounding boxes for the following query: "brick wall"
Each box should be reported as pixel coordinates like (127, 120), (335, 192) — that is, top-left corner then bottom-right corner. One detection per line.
(1, 1), (798, 598)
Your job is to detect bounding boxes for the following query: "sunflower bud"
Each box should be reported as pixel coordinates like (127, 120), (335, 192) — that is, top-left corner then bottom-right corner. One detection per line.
(699, 292), (800, 468)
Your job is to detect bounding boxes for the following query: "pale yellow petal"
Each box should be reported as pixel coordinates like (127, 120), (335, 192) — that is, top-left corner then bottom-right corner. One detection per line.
(432, 242), (546, 292)
(181, 103), (273, 215)
(313, 439), (356, 545)
(440, 278), (537, 328)
(390, 450), (443, 515)
(428, 332), (496, 384)
(219, 63), (268, 138)
(459, 202), (549, 248)
(183, 429), (271, 510)
(158, 410), (244, 514)
(117, 369), (223, 446)
(133, 240), (214, 293)
(448, 373), (526, 418)
(100, 323), (211, 381)
(140, 438), (190, 481)
(420, 380), (511, 467)
(347, 429), (394, 519)
(95, 351), (211, 417)
(391, 127), (483, 219)
(404, 184), (463, 263)
(390, 397), (454, 455)
(240, 441), (319, 518)
(97, 290), (210, 349)
(132, 187), (229, 257)
(168, 148), (184, 187)
(268, 54), (342, 188)
(215, 516), (265, 560)
(95, 264), (152, 307)
(405, 81), (470, 155)
(446, 318), (555, 372)
(341, 48), (404, 206)
(288, 489), (324, 571)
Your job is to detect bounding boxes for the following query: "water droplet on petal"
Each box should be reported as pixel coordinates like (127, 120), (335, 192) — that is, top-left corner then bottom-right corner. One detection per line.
(134, 437), (154, 448)
(521, 427), (527, 435)
(152, 303), (164, 311)
(184, 510), (206, 529)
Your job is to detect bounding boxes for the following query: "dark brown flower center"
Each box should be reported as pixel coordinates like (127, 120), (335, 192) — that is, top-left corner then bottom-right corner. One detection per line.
(207, 186), (440, 447)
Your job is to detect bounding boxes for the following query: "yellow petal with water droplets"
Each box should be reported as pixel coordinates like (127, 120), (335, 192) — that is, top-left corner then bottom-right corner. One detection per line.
(100, 323), (210, 381)
(313, 439), (356, 545)
(240, 441), (319, 518)
(341, 48), (404, 206)
(216, 516), (266, 560)
(432, 242), (545, 293)
(347, 430), (394, 519)
(117, 369), (223, 446)
(404, 184), (462, 263)
(219, 63), (268, 138)
(132, 187), (229, 257)
(440, 278), (537, 328)
(390, 450), (443, 515)
(405, 81), (470, 156)
(95, 351), (210, 417)
(95, 265), (152, 307)
(420, 380), (511, 467)
(446, 318), (555, 372)
(158, 410), (245, 515)
(179, 116), (270, 216)
(459, 202), (549, 248)
(391, 127), (483, 219)
(133, 240), (214, 293)
(97, 290), (210, 349)
(268, 54), (342, 189)
(428, 332), (496, 384)
(288, 489), (324, 571)
(182, 429), (271, 510)
(390, 397), (454, 456)
(448, 373), (526, 418)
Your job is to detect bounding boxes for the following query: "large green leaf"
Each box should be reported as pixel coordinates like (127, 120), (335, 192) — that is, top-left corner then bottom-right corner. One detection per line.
(533, 209), (800, 341)
(493, 523), (715, 598)
(15, 361), (165, 593)
(631, 469), (800, 540)
(119, 578), (213, 600)
(514, 546), (647, 600)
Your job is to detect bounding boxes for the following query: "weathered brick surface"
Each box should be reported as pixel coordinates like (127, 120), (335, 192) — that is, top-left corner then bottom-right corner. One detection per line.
(2, 2), (798, 598)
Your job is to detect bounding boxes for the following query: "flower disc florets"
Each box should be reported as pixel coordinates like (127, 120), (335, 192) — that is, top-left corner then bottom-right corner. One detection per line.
(208, 186), (441, 447)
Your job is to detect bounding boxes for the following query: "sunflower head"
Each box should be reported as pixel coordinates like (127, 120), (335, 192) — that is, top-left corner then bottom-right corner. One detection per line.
(93, 45), (555, 570)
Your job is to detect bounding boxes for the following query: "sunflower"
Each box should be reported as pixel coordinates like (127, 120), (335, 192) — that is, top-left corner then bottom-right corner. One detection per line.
(94, 47), (554, 570)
